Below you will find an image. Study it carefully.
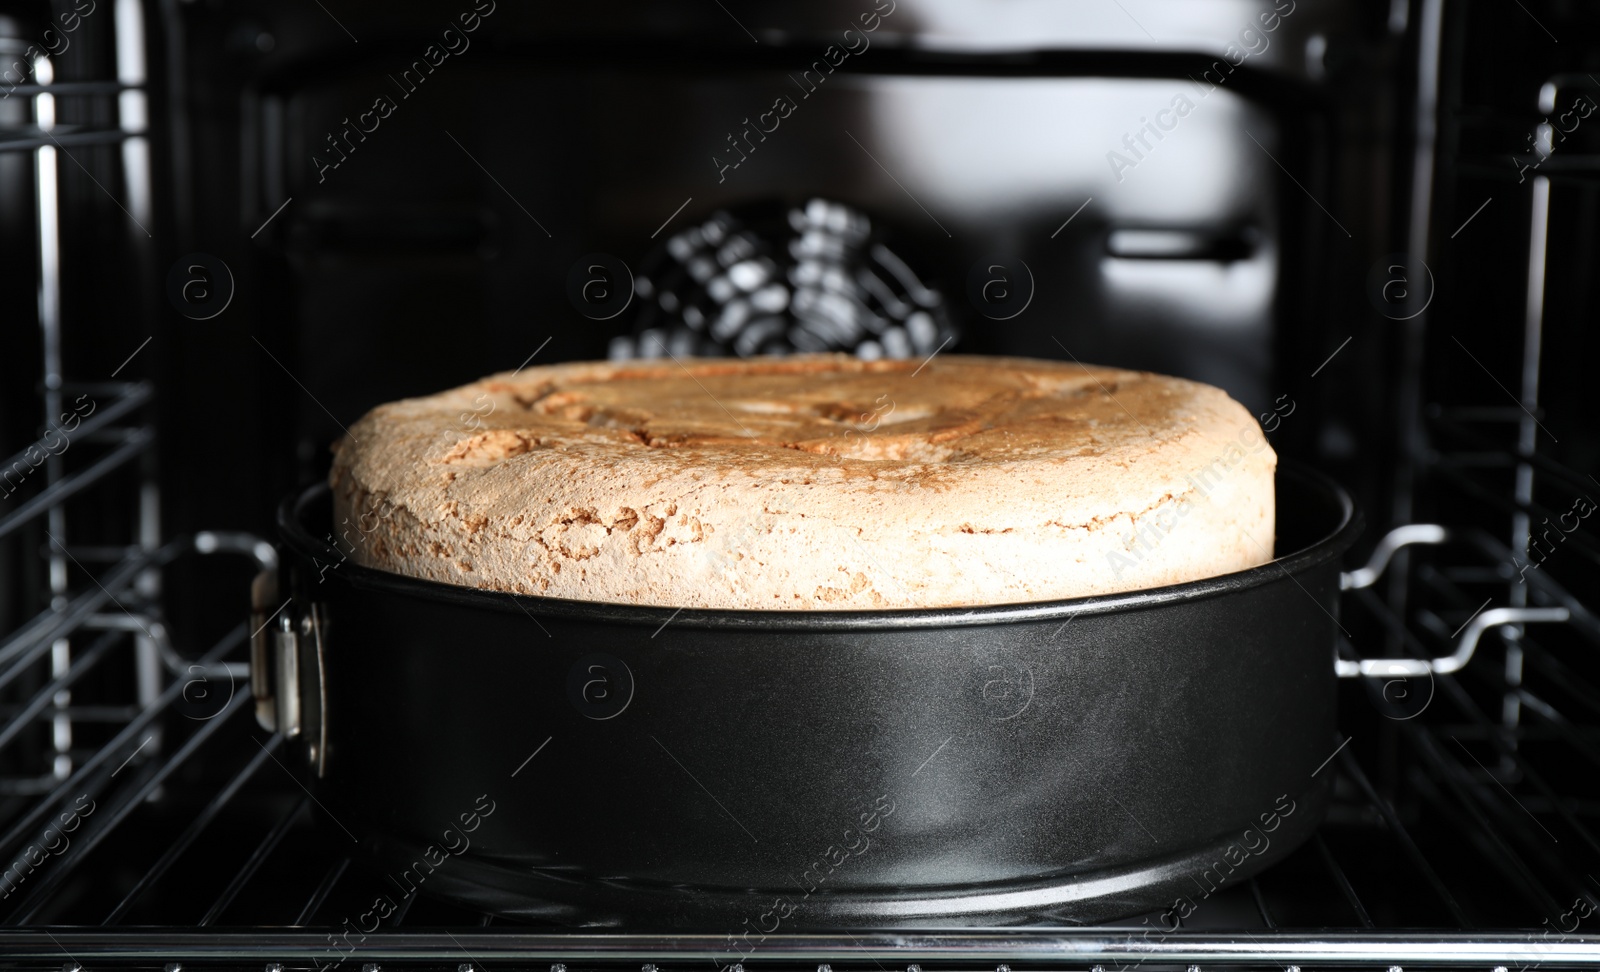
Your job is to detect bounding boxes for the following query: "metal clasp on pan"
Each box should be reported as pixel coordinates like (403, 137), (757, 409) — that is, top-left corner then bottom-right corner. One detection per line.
(249, 571), (329, 776)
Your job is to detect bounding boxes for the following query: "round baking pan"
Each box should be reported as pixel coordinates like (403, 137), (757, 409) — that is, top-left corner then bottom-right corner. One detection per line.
(274, 462), (1359, 928)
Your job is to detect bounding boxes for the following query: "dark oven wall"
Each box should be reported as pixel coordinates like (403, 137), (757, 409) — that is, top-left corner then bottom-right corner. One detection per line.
(276, 70), (1287, 407)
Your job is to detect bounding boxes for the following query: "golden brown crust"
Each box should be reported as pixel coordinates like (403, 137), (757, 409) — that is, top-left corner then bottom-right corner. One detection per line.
(329, 354), (1276, 609)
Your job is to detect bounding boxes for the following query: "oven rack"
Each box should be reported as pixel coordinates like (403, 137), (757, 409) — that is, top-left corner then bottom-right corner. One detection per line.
(2, 0), (166, 814)
(0, 714), (1596, 969)
(0, 423), (1595, 967)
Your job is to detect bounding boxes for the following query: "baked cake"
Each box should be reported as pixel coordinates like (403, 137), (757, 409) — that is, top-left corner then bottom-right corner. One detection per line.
(328, 354), (1275, 610)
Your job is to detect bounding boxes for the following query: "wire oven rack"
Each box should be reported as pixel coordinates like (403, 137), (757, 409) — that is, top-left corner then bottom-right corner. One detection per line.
(0, 448), (1597, 969)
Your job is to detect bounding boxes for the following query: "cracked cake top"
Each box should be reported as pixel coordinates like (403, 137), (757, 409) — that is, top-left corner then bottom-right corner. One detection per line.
(328, 354), (1275, 610)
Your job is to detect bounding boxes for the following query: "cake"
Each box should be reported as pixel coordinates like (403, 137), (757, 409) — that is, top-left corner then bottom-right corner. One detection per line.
(327, 354), (1275, 610)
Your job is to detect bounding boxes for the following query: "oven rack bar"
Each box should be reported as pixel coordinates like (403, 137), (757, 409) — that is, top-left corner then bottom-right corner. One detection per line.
(0, 532), (264, 707)
(0, 372), (156, 801)
(197, 791), (310, 928)
(0, 703), (139, 722)
(1310, 831), (1376, 926)
(1456, 159), (1600, 185)
(1427, 411), (1597, 501)
(0, 431), (151, 544)
(1248, 876), (1275, 929)
(0, 928), (1595, 965)
(1344, 594), (1593, 916)
(1425, 436), (1599, 572)
(1512, 688), (1600, 767)
(1431, 463), (1600, 571)
(0, 381), (154, 543)
(0, 543), (169, 676)
(1405, 728), (1566, 920)
(296, 854), (352, 927)
(0, 126), (142, 153)
(1417, 559), (1600, 729)
(4, 690), (254, 925)
(0, 627), (120, 753)
(0, 82), (142, 97)
(1333, 744), (1474, 928)
(101, 731), (285, 925)
(1332, 517), (1590, 680)
(1329, 526), (1599, 926)
(0, 381), (150, 478)
(0, 621), (249, 879)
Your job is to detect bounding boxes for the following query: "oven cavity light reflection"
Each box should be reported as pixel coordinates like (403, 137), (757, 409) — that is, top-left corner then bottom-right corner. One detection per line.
(1099, 248), (1275, 332)
(32, 43), (71, 781)
(1387, 0), (1408, 32)
(114, 0), (153, 228)
(1305, 33), (1328, 81)
(1539, 82), (1557, 115)
(33, 56), (54, 131)
(1105, 229), (1253, 260)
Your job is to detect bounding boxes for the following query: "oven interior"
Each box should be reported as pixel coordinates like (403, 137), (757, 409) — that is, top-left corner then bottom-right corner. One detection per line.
(0, 0), (1597, 965)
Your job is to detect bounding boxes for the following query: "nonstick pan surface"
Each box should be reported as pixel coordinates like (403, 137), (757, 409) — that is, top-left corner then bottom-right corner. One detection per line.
(276, 462), (1359, 928)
